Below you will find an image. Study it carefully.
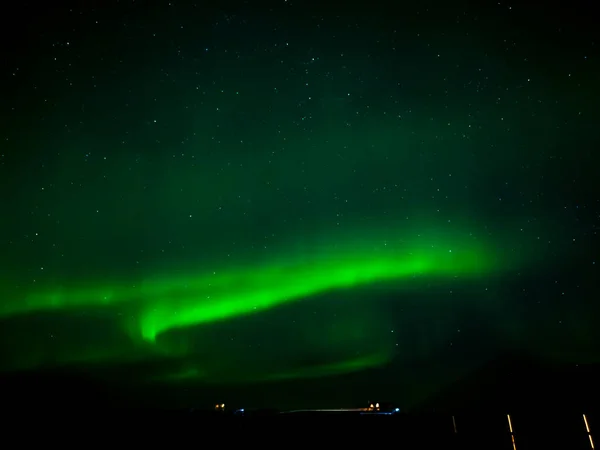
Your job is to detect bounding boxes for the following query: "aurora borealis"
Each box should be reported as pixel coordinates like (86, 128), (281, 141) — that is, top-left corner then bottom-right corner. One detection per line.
(0, 0), (599, 408)
(8, 225), (502, 342)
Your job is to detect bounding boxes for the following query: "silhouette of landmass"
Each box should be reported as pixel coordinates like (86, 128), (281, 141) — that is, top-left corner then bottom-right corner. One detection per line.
(416, 353), (600, 412)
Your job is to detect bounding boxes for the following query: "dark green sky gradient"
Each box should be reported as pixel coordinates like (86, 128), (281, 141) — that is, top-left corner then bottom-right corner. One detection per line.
(0, 0), (598, 407)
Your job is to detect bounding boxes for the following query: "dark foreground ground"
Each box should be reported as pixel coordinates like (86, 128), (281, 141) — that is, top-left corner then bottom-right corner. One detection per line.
(0, 357), (598, 449)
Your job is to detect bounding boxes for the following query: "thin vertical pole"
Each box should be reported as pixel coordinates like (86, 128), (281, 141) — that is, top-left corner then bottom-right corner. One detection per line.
(507, 414), (517, 450)
(584, 414), (595, 449)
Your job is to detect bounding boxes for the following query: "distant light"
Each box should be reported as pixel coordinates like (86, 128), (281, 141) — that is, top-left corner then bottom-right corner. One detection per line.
(221, 403), (225, 408)
(395, 408), (400, 412)
(375, 403), (379, 408)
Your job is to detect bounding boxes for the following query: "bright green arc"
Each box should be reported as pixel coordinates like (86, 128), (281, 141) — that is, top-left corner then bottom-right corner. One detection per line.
(3, 227), (511, 346)
(139, 236), (500, 342)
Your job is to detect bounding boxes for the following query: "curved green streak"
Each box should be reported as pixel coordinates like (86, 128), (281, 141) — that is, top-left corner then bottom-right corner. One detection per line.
(1, 228), (506, 346)
(152, 350), (391, 384)
(140, 239), (497, 342)
(263, 351), (391, 381)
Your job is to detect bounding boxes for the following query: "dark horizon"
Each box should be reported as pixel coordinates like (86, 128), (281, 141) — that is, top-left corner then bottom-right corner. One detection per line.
(2, 352), (599, 413)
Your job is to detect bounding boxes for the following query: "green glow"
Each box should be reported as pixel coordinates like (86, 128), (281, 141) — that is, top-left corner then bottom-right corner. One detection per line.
(152, 367), (207, 382)
(2, 227), (505, 346)
(140, 232), (498, 341)
(1, 2), (593, 401)
(263, 351), (391, 381)
(0, 224), (523, 380)
(153, 351), (391, 384)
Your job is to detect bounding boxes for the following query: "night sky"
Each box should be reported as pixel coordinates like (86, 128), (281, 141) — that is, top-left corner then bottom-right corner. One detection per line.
(0, 0), (599, 409)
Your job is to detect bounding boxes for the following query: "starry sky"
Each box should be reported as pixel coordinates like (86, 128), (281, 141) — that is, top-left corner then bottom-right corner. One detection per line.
(0, 0), (599, 409)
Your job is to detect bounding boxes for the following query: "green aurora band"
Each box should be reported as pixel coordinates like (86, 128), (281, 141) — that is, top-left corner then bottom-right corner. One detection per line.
(0, 224), (534, 380)
(4, 228), (503, 338)
(137, 236), (496, 343)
